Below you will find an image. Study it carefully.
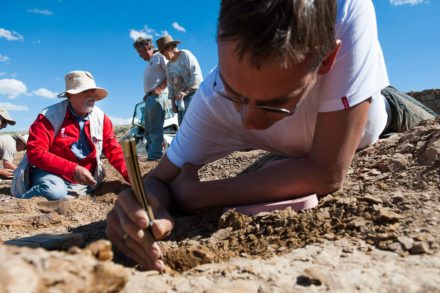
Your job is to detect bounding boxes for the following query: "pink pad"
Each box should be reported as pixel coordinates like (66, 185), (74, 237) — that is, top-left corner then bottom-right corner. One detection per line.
(225, 194), (318, 215)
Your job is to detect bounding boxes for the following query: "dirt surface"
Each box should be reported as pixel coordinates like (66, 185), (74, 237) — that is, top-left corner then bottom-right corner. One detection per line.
(0, 118), (440, 292)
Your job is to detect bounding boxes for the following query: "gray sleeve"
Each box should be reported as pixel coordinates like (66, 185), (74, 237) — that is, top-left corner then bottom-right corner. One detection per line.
(183, 50), (203, 90)
(1, 141), (15, 162)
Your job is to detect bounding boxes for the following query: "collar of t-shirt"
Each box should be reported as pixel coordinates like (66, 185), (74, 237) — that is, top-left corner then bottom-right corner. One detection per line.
(68, 103), (92, 160)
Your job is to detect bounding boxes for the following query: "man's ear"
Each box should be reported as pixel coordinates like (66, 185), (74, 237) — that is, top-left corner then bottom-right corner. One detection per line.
(317, 40), (341, 75)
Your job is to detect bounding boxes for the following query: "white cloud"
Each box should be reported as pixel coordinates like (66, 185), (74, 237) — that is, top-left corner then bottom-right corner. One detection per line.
(129, 29), (151, 41)
(0, 72), (6, 76)
(27, 8), (53, 16)
(130, 25), (168, 40)
(0, 78), (28, 99)
(0, 54), (9, 62)
(160, 30), (169, 37)
(109, 116), (131, 126)
(0, 28), (24, 41)
(33, 40), (41, 45)
(390, 0), (428, 5)
(33, 88), (58, 99)
(0, 102), (28, 111)
(172, 22), (186, 33)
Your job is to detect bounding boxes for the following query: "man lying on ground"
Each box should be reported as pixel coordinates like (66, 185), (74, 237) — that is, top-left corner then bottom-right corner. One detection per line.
(106, 0), (438, 271)
(0, 134), (27, 179)
(12, 70), (129, 200)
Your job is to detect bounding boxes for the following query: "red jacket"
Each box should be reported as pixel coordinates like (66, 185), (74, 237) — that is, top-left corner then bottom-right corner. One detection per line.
(27, 109), (129, 183)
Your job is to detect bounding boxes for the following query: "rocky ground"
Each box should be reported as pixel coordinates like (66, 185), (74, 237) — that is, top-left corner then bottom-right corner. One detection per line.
(0, 117), (439, 292)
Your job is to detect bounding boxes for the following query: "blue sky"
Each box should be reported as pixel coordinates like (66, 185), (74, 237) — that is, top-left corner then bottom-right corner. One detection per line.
(0, 0), (439, 131)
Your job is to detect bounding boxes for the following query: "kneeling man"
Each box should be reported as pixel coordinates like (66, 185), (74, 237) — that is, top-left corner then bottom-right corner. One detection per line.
(12, 70), (129, 200)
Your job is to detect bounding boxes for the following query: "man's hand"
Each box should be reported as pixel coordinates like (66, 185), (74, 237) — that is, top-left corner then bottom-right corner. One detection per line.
(106, 189), (174, 271)
(73, 165), (96, 185)
(0, 169), (13, 179)
(175, 91), (187, 100)
(171, 98), (178, 113)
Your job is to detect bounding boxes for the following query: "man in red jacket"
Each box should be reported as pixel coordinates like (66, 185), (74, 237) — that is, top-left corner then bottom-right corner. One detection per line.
(16, 70), (128, 200)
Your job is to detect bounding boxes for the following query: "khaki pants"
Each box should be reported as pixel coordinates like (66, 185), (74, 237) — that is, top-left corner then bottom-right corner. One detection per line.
(381, 86), (438, 136)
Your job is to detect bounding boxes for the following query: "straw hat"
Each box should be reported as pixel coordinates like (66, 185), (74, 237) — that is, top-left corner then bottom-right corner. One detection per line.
(156, 35), (181, 52)
(13, 134), (28, 146)
(57, 70), (108, 100)
(0, 108), (16, 125)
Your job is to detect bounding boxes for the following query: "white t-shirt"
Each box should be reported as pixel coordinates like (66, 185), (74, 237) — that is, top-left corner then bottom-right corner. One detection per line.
(143, 52), (168, 94)
(0, 135), (16, 162)
(167, 0), (389, 167)
(166, 49), (203, 98)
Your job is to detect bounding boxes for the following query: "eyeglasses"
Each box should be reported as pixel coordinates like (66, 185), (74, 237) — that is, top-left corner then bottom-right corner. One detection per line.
(212, 67), (296, 116)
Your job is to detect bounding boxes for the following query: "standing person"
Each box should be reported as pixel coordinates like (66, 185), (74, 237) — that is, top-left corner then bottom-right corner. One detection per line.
(133, 37), (169, 161)
(0, 134), (27, 178)
(12, 70), (129, 200)
(0, 108), (16, 130)
(106, 0), (437, 271)
(156, 35), (203, 125)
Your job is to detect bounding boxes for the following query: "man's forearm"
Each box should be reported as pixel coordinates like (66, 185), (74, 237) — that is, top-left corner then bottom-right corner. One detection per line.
(177, 156), (342, 212)
(3, 160), (17, 170)
(144, 176), (174, 212)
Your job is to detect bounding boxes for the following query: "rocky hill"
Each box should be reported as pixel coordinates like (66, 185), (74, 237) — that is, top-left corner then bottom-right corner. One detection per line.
(408, 89), (440, 115)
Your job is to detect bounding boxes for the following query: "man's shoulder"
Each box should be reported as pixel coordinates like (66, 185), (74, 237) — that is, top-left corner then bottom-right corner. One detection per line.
(0, 134), (15, 148)
(152, 52), (166, 62)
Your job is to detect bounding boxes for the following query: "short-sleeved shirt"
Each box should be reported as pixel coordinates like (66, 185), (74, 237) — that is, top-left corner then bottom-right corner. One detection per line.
(0, 135), (16, 162)
(167, 0), (389, 167)
(166, 49), (203, 99)
(144, 52), (168, 94)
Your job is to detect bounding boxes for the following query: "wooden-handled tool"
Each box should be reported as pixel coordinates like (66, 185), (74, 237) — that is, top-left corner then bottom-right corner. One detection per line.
(121, 138), (155, 227)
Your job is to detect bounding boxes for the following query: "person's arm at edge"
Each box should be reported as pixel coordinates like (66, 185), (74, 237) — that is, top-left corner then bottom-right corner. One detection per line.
(3, 159), (16, 170)
(0, 162), (13, 178)
(171, 99), (371, 212)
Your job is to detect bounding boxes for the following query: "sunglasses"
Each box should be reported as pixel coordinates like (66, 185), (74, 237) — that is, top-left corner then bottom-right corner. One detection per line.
(212, 67), (297, 116)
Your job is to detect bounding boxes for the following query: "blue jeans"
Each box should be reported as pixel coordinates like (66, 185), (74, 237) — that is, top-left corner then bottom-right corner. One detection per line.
(144, 92), (167, 160)
(177, 92), (194, 126)
(19, 168), (88, 201)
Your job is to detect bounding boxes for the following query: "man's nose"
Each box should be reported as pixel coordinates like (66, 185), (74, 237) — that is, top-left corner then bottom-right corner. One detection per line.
(240, 105), (262, 129)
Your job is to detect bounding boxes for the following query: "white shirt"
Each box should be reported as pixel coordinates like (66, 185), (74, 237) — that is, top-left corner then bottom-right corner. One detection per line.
(167, 0), (389, 167)
(166, 49), (203, 98)
(0, 135), (16, 162)
(143, 52), (168, 94)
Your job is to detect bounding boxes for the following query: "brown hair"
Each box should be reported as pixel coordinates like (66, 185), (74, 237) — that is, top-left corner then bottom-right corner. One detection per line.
(218, 0), (337, 69)
(133, 37), (154, 51)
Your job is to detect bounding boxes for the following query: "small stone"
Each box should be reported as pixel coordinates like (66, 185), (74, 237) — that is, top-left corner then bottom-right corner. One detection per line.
(397, 236), (414, 251)
(369, 169), (382, 176)
(315, 211), (330, 220)
(86, 240), (113, 261)
(409, 242), (430, 255)
(363, 195), (383, 204)
(374, 208), (403, 223)
(387, 242), (403, 253)
(277, 246), (287, 252)
(348, 217), (367, 229)
(391, 192), (404, 203)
